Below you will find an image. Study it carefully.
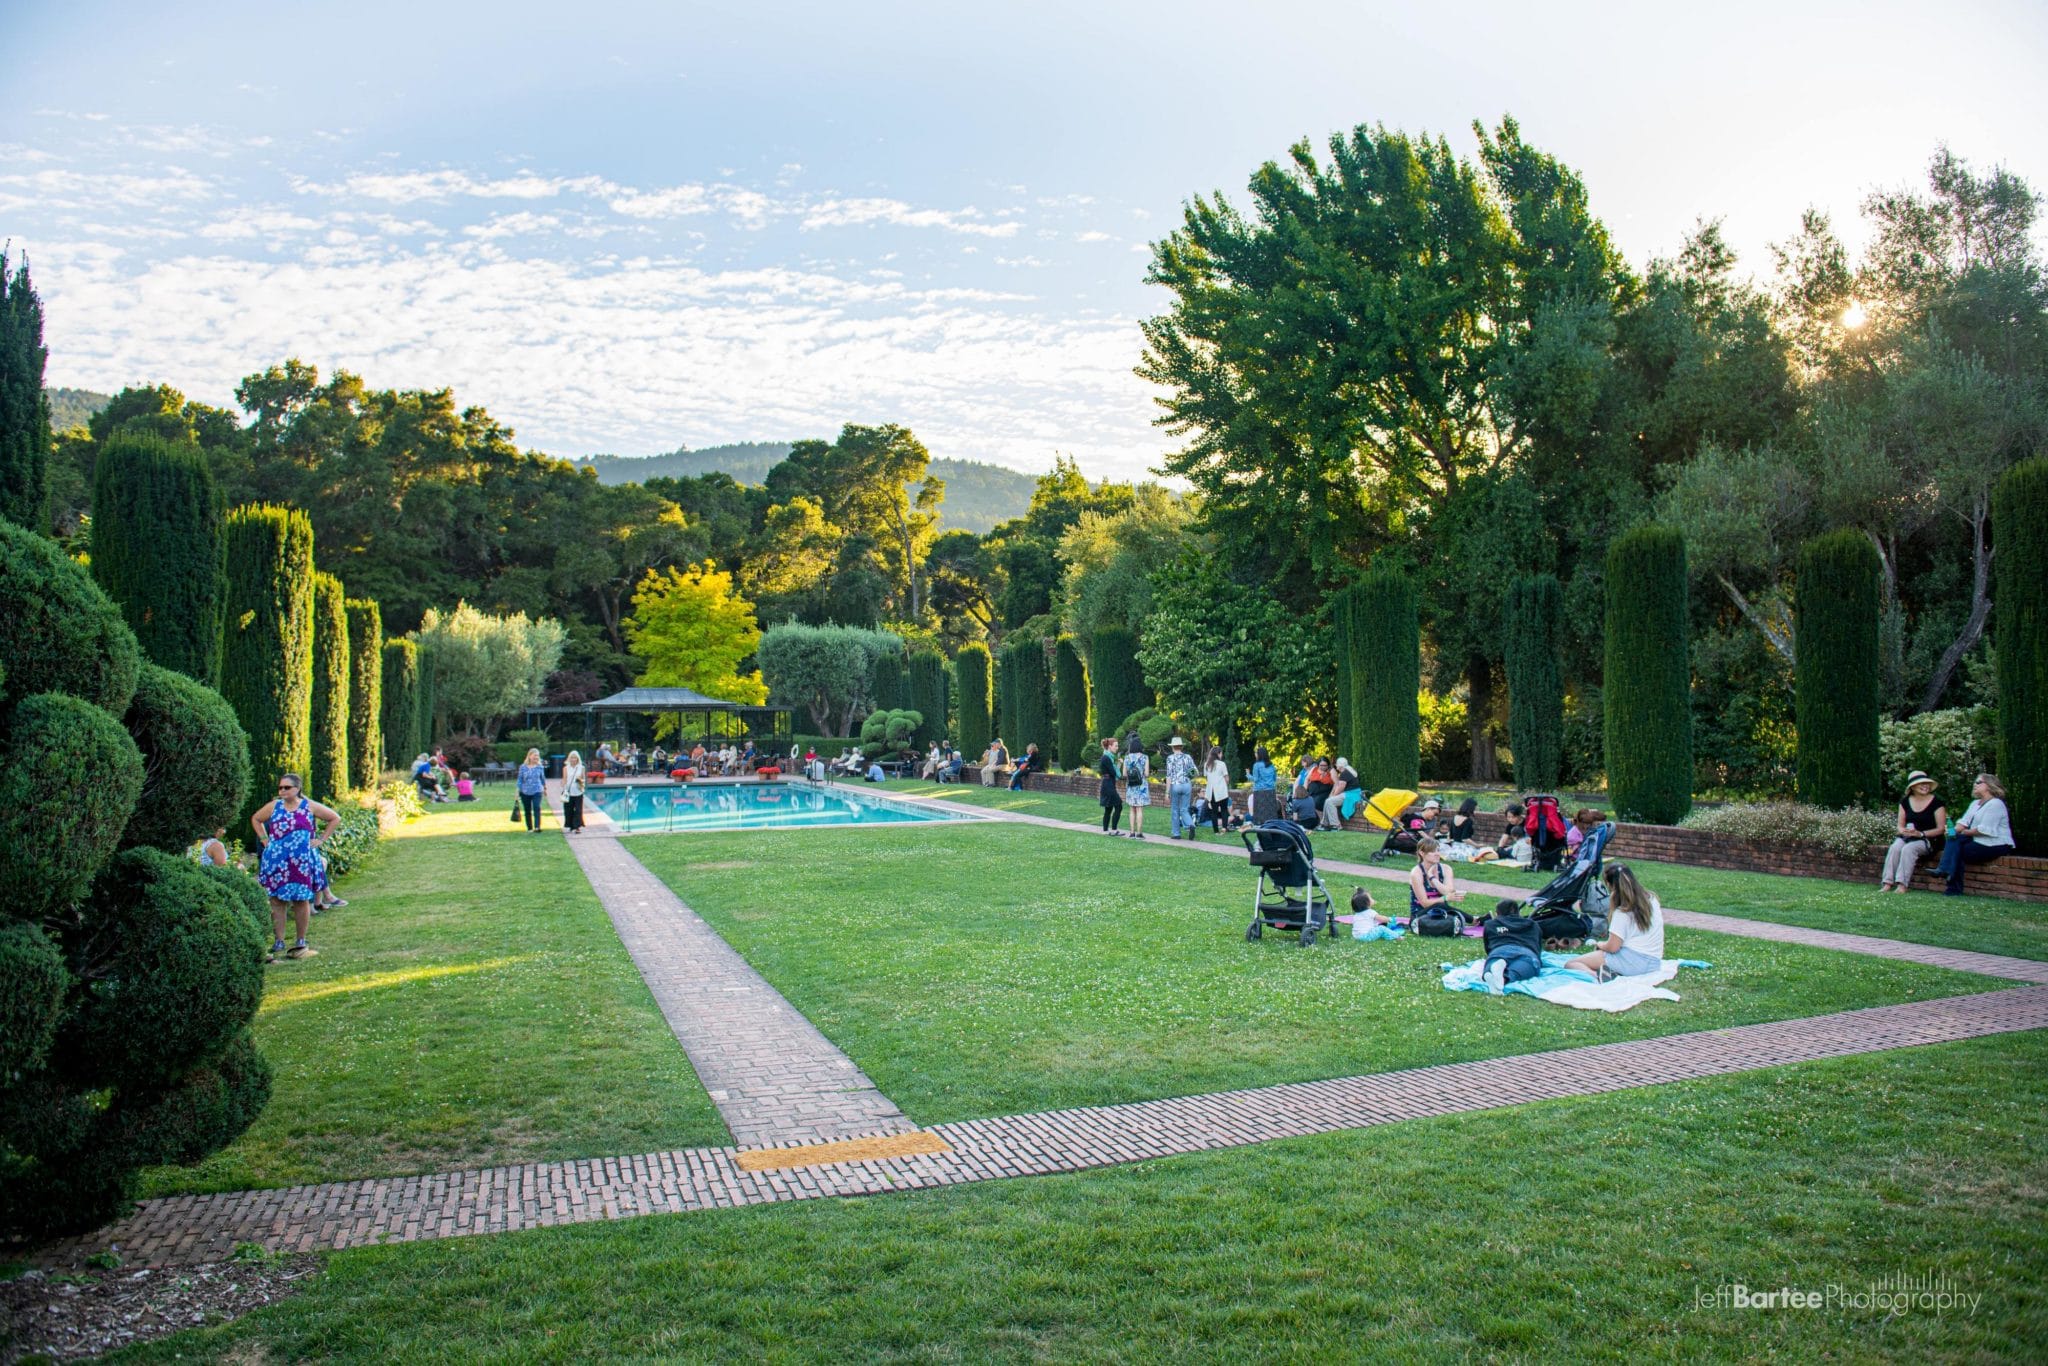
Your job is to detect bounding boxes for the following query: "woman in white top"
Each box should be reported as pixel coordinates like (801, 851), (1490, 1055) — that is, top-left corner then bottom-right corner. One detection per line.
(561, 750), (587, 836)
(1936, 773), (2016, 895)
(1566, 865), (1663, 981)
(1202, 747), (1232, 830)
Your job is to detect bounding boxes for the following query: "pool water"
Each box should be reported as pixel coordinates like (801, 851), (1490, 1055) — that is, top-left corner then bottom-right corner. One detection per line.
(583, 780), (959, 832)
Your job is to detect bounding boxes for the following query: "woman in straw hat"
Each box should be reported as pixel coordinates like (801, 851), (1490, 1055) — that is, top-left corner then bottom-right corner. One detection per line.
(1881, 771), (1947, 892)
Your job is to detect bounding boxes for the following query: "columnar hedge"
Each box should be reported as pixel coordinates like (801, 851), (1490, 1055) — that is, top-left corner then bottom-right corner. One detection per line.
(1795, 530), (1882, 809)
(1347, 568), (1419, 791)
(955, 643), (992, 758)
(344, 599), (384, 788)
(907, 649), (949, 747)
(1604, 524), (1693, 824)
(1055, 636), (1089, 771)
(872, 649), (904, 712)
(995, 647), (1015, 747)
(309, 571), (351, 800)
(1995, 457), (2048, 852)
(0, 518), (267, 1235)
(1001, 637), (1052, 753)
(1503, 573), (1564, 792)
(220, 505), (314, 821)
(1090, 625), (1148, 742)
(380, 638), (421, 767)
(1332, 588), (1355, 763)
(89, 432), (225, 685)
(415, 641), (437, 753)
(0, 251), (50, 529)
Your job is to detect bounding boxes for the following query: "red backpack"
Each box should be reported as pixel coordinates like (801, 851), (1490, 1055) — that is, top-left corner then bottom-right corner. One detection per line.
(1524, 795), (1568, 849)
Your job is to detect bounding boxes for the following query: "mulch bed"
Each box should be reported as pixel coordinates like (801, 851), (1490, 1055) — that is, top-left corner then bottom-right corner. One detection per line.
(2, 1257), (318, 1362)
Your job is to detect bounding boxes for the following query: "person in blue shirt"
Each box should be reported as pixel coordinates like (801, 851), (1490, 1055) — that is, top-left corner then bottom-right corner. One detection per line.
(1249, 745), (1279, 824)
(516, 748), (547, 832)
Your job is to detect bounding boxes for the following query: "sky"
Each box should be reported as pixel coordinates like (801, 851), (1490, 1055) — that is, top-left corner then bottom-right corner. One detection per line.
(6, 0), (2046, 481)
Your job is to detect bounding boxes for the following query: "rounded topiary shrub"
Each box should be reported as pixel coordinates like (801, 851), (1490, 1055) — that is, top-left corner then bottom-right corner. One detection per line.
(119, 662), (252, 854)
(0, 922), (68, 1077)
(111, 1027), (272, 1170)
(0, 517), (142, 715)
(57, 848), (267, 1094)
(0, 692), (145, 920)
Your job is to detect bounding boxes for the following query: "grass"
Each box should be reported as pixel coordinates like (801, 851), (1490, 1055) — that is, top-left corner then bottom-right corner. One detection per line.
(119, 1030), (2048, 1362)
(882, 779), (2048, 963)
(137, 785), (726, 1197)
(629, 821), (1994, 1124)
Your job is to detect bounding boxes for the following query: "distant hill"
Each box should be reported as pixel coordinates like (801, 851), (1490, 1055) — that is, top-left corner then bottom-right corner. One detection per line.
(577, 444), (1041, 534)
(46, 387), (110, 433)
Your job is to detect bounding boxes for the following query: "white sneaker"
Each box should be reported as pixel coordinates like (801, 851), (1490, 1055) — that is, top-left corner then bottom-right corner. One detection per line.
(1483, 961), (1507, 995)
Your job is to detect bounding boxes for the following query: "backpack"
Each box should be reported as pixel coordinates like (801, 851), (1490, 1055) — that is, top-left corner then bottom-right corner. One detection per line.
(1482, 913), (1543, 958)
(1532, 910), (1593, 946)
(1525, 796), (1568, 849)
(1413, 908), (1465, 937)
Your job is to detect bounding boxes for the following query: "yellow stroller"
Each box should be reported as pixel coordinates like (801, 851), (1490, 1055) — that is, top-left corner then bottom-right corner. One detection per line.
(1362, 788), (1421, 864)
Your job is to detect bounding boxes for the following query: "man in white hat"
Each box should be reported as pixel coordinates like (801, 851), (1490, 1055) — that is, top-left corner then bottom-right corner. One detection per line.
(1323, 756), (1360, 832)
(1165, 735), (1198, 838)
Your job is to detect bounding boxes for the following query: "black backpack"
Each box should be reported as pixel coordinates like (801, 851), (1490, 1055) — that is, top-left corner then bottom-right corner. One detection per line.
(1482, 913), (1543, 957)
(1412, 908), (1466, 937)
(1532, 910), (1593, 946)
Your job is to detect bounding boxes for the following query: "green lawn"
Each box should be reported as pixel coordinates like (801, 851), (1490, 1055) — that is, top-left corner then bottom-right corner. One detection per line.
(883, 779), (2048, 963)
(629, 821), (1993, 1124)
(120, 1030), (2048, 1363)
(138, 786), (727, 1197)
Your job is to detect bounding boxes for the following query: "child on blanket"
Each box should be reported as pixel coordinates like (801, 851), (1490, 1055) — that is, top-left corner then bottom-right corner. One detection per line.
(1564, 865), (1663, 983)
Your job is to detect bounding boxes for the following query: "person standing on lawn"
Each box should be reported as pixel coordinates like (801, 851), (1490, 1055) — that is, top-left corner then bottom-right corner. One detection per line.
(561, 750), (587, 835)
(516, 748), (547, 832)
(1881, 770), (1945, 892)
(1249, 746), (1279, 824)
(253, 773), (340, 961)
(1165, 736), (1198, 838)
(1097, 736), (1124, 835)
(1122, 736), (1152, 838)
(1203, 745), (1233, 831)
(1936, 773), (2015, 895)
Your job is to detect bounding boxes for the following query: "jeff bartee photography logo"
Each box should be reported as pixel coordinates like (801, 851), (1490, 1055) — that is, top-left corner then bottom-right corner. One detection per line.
(1696, 1268), (1981, 1316)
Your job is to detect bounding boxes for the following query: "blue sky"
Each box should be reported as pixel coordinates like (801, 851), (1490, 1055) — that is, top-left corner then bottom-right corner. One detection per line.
(6, 0), (2046, 480)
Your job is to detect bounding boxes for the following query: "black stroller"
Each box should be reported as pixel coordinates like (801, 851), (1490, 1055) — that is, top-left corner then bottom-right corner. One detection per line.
(1504, 821), (1617, 948)
(1240, 819), (1336, 946)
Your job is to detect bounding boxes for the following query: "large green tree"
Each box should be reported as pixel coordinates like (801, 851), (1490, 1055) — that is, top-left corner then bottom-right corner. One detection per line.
(623, 562), (766, 705)
(756, 623), (899, 736)
(90, 433), (226, 685)
(413, 604), (568, 739)
(220, 505), (315, 814)
(0, 250), (50, 528)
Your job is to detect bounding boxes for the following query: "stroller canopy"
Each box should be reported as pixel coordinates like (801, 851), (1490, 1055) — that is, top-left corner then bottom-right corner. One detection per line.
(1360, 789), (1419, 832)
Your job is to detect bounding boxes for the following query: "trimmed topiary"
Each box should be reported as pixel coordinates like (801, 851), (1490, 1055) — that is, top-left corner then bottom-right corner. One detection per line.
(0, 692), (145, 920)
(955, 643), (993, 758)
(381, 638), (421, 767)
(1503, 573), (1565, 792)
(858, 708), (925, 760)
(1996, 457), (2048, 852)
(1002, 636), (1052, 752)
(110, 1027), (272, 1170)
(1348, 568), (1420, 792)
(220, 505), (314, 822)
(1089, 625), (1148, 743)
(1604, 524), (1693, 824)
(309, 571), (351, 799)
(0, 517), (142, 715)
(1055, 636), (1089, 771)
(871, 649), (903, 712)
(907, 649), (949, 747)
(119, 662), (251, 853)
(1332, 586), (1354, 761)
(344, 599), (384, 789)
(1795, 530), (1882, 809)
(89, 432), (225, 685)
(0, 923), (67, 1078)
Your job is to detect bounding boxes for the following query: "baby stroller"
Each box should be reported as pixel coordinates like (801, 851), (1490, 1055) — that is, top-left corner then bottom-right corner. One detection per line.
(1362, 788), (1421, 864)
(1241, 819), (1336, 946)
(1522, 794), (1571, 871)
(1522, 819), (1615, 923)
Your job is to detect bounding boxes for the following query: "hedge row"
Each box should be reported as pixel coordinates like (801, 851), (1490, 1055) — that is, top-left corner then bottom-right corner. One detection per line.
(1604, 525), (1692, 824)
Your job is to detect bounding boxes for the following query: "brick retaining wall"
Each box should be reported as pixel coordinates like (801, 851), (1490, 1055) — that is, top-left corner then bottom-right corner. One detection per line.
(971, 767), (2048, 903)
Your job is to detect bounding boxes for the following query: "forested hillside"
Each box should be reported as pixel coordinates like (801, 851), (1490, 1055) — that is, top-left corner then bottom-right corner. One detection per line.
(45, 386), (109, 433)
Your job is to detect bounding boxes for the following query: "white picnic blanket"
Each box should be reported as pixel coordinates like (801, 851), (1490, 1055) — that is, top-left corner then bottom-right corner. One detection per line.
(1440, 953), (1711, 1012)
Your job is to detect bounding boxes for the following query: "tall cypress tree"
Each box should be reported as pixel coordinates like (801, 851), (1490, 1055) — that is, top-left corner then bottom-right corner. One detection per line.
(381, 639), (421, 768)
(308, 572), (351, 799)
(0, 251), (50, 529)
(1503, 573), (1564, 791)
(89, 432), (225, 684)
(344, 598), (384, 789)
(1002, 637), (1052, 753)
(1055, 635), (1089, 771)
(1332, 587), (1355, 762)
(955, 643), (992, 757)
(1348, 568), (1419, 790)
(1604, 525), (1693, 824)
(220, 505), (315, 817)
(414, 640), (437, 753)
(907, 649), (949, 747)
(994, 647), (1014, 746)
(1090, 625), (1148, 739)
(1795, 530), (1882, 809)
(872, 649), (903, 712)
(1995, 458), (2048, 852)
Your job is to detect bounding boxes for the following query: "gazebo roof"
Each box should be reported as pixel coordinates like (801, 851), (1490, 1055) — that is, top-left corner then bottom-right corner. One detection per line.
(584, 687), (791, 714)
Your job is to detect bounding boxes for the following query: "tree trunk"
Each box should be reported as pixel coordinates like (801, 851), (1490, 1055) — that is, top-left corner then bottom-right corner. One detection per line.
(1716, 573), (1795, 669)
(1919, 500), (1994, 713)
(1467, 655), (1499, 783)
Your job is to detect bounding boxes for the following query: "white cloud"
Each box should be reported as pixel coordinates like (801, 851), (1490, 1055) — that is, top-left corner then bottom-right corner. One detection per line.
(1074, 230), (1114, 243)
(801, 197), (1020, 237)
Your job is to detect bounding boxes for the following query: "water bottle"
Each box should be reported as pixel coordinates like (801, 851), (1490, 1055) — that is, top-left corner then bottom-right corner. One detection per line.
(1946, 817), (1957, 839)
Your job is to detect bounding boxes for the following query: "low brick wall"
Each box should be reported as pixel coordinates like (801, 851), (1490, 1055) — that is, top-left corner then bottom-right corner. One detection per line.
(971, 767), (2048, 903)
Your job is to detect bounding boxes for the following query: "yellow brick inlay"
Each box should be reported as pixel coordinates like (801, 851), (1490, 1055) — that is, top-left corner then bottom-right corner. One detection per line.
(734, 1131), (953, 1172)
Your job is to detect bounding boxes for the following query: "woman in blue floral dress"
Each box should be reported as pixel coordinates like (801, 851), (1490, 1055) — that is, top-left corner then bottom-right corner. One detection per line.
(253, 773), (341, 961)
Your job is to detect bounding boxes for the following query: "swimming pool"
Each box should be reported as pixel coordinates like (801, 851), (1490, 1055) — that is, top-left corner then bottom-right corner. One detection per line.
(582, 780), (962, 833)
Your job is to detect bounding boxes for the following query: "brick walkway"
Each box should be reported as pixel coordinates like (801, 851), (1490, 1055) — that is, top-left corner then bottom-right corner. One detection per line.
(563, 823), (915, 1148)
(36, 985), (2048, 1267)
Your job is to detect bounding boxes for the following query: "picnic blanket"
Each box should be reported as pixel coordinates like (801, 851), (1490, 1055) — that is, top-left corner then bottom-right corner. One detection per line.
(1440, 952), (1712, 1012)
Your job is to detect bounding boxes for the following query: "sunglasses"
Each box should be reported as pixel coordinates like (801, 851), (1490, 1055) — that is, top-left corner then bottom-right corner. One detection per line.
(278, 785), (297, 793)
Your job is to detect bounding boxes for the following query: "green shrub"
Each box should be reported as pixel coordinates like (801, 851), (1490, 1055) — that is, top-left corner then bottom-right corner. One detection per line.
(380, 638), (421, 767)
(504, 727), (548, 748)
(316, 800), (383, 878)
(871, 649), (903, 712)
(57, 848), (266, 1093)
(1680, 801), (1895, 858)
(906, 650), (948, 746)
(955, 644), (992, 757)
(0, 922), (67, 1077)
(1604, 525), (1693, 824)
(1562, 687), (1604, 788)
(1795, 530), (1882, 809)
(0, 692), (145, 920)
(89, 432), (226, 686)
(0, 517), (141, 715)
(1332, 586), (1355, 761)
(1089, 626), (1148, 742)
(220, 505), (314, 822)
(308, 572), (351, 799)
(344, 599), (383, 789)
(1113, 705), (1178, 754)
(859, 708), (924, 760)
(119, 662), (251, 854)
(1503, 574), (1564, 791)
(1995, 457), (2048, 851)
(1001, 636), (1052, 752)
(1055, 636), (1088, 771)
(377, 778), (427, 821)
(1348, 568), (1420, 792)
(112, 1027), (271, 1170)
(1878, 707), (1996, 813)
